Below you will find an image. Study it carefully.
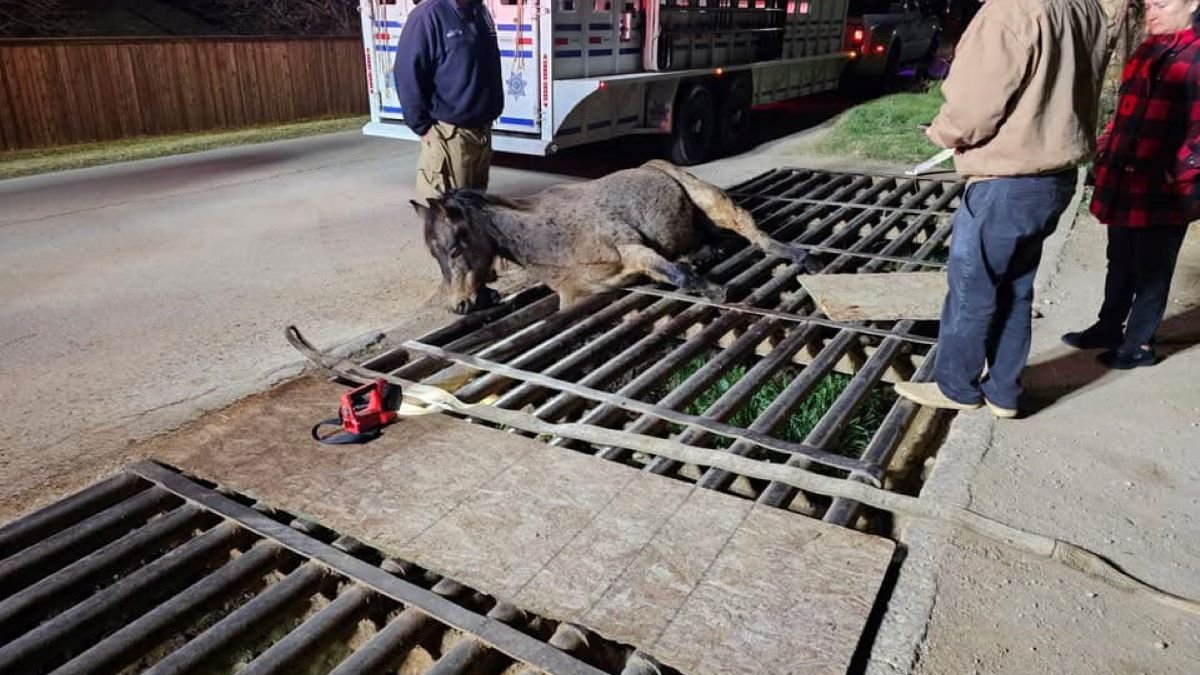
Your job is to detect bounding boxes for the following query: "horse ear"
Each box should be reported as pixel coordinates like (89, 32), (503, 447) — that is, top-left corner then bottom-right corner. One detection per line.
(410, 200), (430, 218)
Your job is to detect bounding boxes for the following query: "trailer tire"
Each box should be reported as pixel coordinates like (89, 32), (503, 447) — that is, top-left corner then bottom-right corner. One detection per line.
(717, 75), (754, 156)
(669, 83), (716, 166)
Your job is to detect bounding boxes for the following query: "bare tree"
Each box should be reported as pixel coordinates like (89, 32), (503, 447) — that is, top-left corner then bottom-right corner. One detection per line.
(0, 0), (71, 37)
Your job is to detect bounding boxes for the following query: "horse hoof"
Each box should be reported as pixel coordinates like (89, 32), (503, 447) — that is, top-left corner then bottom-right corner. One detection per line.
(454, 300), (473, 314)
(477, 287), (503, 309)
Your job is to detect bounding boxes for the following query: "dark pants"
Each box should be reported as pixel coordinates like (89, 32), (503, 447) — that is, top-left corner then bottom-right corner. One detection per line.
(1096, 225), (1189, 353)
(935, 173), (1076, 409)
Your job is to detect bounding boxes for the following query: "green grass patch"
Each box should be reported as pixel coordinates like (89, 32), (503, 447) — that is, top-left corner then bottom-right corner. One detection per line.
(817, 87), (946, 164)
(0, 116), (368, 180)
(666, 356), (896, 456)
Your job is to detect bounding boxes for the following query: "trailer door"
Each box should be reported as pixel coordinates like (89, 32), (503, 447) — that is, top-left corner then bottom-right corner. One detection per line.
(369, 0), (407, 119)
(489, 0), (542, 134)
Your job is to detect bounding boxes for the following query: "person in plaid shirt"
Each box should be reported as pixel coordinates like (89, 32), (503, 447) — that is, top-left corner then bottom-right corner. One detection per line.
(1063, 0), (1200, 369)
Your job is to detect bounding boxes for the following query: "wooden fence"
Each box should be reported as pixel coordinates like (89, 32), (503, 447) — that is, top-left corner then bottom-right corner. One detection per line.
(0, 36), (369, 151)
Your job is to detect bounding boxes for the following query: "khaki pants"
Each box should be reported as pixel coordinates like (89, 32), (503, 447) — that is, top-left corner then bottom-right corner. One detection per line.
(415, 121), (492, 200)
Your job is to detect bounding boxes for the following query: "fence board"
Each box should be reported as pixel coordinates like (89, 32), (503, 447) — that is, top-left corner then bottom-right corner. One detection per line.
(0, 36), (368, 151)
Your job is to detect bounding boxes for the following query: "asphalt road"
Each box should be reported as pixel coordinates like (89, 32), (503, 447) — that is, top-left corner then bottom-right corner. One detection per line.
(0, 132), (579, 517)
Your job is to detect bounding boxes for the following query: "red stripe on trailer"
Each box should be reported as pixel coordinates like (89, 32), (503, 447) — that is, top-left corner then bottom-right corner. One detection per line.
(518, 37), (533, 45)
(555, 37), (569, 45)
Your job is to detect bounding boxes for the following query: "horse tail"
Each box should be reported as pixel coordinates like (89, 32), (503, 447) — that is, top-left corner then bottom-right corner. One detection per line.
(641, 160), (812, 268)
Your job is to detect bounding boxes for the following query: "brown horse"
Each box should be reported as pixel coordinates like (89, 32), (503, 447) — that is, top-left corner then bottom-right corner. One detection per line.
(411, 160), (813, 314)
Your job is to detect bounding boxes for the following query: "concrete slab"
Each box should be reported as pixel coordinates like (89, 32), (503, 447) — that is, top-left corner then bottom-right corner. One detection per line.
(143, 376), (897, 675)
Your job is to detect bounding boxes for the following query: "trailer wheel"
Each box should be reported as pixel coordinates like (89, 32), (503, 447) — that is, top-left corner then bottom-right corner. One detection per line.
(669, 83), (716, 166)
(717, 76), (754, 155)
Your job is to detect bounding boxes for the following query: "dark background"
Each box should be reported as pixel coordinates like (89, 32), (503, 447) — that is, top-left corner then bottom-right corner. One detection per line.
(0, 0), (360, 38)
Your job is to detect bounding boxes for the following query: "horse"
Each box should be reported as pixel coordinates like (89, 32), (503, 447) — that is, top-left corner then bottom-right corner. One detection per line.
(410, 160), (814, 314)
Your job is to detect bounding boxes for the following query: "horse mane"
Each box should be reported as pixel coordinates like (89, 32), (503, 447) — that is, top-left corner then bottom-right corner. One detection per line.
(443, 189), (527, 212)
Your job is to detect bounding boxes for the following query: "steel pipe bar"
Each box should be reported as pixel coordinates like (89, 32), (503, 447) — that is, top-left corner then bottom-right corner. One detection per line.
(49, 540), (286, 675)
(0, 503), (208, 639)
(390, 292), (563, 381)
(130, 462), (612, 675)
(239, 584), (376, 675)
(585, 176), (950, 458)
(326, 608), (435, 675)
(756, 336), (905, 510)
(727, 191), (959, 218)
(622, 287), (938, 345)
(452, 292), (657, 402)
(0, 522), (244, 674)
(0, 474), (146, 560)
(0, 487), (177, 597)
(643, 320), (824, 475)
(424, 603), (523, 675)
(141, 562), (327, 675)
(694, 330), (861, 492)
(402, 341), (863, 473)
(824, 345), (939, 526)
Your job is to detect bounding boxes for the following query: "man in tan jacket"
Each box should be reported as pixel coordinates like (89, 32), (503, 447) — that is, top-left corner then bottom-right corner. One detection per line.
(895, 0), (1107, 417)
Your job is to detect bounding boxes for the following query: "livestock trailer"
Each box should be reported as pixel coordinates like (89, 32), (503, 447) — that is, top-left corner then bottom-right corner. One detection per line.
(360, 0), (852, 164)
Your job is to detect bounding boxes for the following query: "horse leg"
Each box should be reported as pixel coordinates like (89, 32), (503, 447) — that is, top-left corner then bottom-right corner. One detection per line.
(644, 160), (823, 273)
(617, 244), (727, 302)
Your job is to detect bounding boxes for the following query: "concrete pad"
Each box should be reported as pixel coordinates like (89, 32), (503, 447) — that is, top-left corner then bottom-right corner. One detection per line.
(143, 376), (896, 675)
(801, 272), (947, 321)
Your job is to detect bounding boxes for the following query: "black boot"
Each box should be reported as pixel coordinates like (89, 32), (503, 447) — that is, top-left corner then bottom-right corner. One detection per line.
(1061, 324), (1122, 350)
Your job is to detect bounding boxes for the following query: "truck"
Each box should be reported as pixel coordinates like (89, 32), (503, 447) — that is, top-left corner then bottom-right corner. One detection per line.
(843, 0), (941, 87)
(359, 0), (852, 165)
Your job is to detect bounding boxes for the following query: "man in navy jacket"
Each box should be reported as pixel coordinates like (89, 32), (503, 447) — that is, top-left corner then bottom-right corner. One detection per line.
(394, 0), (504, 200)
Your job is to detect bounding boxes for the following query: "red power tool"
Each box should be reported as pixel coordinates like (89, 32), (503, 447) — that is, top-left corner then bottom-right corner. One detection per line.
(311, 379), (402, 445)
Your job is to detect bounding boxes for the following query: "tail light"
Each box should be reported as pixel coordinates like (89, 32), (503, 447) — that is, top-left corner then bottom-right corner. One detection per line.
(852, 28), (865, 44)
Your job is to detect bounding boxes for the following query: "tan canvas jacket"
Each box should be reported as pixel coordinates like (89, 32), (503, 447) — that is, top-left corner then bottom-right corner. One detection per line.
(927, 0), (1108, 178)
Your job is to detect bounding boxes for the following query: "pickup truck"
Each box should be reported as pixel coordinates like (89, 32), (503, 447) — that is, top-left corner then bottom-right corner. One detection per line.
(843, 0), (942, 89)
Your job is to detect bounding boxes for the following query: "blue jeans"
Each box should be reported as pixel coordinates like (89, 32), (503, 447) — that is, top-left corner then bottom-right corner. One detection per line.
(935, 173), (1076, 409)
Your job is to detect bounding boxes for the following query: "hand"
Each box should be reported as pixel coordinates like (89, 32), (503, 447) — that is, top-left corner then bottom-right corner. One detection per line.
(422, 128), (436, 143)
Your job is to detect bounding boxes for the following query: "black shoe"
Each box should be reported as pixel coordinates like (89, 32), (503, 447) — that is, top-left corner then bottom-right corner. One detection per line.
(1062, 325), (1122, 350)
(1098, 347), (1157, 370)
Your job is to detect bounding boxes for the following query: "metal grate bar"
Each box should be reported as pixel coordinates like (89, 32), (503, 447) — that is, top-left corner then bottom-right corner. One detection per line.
(727, 191), (959, 219)
(238, 584), (374, 675)
(130, 462), (619, 675)
(326, 607), (432, 675)
(0, 474), (145, 560)
(141, 562), (328, 675)
(50, 540), (286, 675)
(0, 465), (685, 675)
(0, 488), (178, 597)
(0, 521), (245, 673)
(0, 503), (210, 639)
(402, 341), (864, 473)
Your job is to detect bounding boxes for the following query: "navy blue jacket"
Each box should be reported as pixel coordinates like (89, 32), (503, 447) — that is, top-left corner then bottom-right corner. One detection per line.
(393, 0), (504, 136)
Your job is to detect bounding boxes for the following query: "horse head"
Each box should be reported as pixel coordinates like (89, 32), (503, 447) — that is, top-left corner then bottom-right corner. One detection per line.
(411, 191), (502, 314)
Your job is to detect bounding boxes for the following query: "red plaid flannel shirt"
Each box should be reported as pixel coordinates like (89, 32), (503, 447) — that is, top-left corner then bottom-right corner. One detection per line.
(1090, 25), (1200, 227)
